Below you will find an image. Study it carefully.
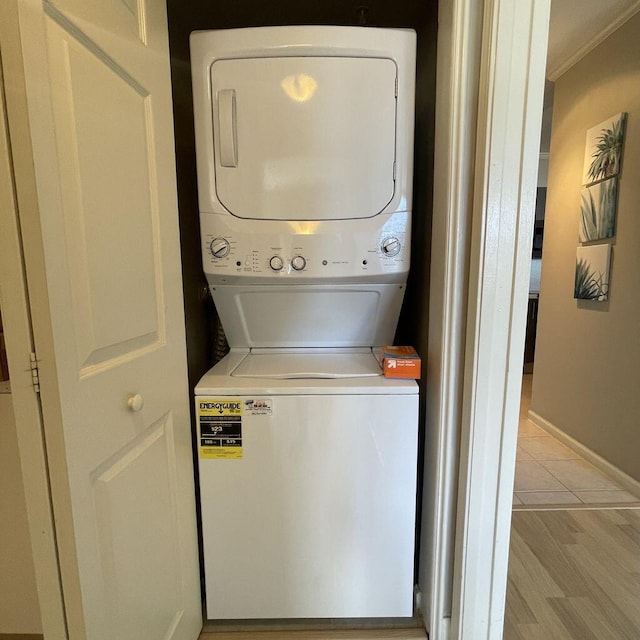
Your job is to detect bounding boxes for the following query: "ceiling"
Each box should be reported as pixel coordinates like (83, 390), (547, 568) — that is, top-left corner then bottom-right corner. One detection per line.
(546, 0), (640, 80)
(539, 0), (639, 152)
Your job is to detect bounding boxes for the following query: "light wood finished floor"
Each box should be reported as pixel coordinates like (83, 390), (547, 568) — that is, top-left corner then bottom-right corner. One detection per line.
(504, 508), (640, 639)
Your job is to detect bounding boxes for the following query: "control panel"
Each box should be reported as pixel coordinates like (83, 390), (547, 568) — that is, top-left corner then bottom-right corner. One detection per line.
(200, 211), (410, 282)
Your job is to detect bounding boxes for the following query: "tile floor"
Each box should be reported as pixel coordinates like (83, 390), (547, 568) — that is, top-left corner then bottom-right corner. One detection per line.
(513, 375), (640, 509)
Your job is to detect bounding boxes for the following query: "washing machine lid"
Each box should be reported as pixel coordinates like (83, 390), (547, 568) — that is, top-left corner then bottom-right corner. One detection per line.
(211, 56), (397, 221)
(230, 348), (382, 379)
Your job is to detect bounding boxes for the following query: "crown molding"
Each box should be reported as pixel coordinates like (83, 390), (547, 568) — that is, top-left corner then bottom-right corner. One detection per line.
(548, 0), (640, 80)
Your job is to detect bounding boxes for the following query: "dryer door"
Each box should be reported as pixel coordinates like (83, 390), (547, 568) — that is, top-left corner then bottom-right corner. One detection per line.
(210, 56), (397, 221)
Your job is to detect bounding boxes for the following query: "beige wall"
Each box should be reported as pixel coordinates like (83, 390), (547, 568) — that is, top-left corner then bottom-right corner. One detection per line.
(0, 392), (42, 634)
(531, 13), (640, 481)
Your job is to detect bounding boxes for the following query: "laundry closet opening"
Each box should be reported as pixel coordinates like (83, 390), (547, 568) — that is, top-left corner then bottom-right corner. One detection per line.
(166, 0), (437, 620)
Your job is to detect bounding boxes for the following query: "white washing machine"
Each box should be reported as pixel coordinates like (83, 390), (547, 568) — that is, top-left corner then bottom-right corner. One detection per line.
(190, 26), (418, 619)
(195, 349), (418, 619)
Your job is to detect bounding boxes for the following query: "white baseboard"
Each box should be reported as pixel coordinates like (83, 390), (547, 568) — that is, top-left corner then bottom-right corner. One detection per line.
(528, 410), (640, 499)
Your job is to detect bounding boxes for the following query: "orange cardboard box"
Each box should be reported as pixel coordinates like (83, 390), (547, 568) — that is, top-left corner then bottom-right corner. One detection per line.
(376, 346), (421, 379)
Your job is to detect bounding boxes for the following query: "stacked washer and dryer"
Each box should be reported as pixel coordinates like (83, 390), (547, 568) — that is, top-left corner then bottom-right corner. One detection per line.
(191, 26), (418, 620)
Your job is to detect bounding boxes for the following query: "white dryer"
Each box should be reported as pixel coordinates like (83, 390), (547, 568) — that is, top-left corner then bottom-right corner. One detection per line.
(190, 26), (418, 619)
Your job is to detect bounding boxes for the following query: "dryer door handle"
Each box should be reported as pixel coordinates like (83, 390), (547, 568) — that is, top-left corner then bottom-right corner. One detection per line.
(217, 89), (238, 167)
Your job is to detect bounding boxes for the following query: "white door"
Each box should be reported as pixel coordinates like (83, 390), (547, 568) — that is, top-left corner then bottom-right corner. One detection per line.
(211, 56), (397, 221)
(0, 1), (201, 639)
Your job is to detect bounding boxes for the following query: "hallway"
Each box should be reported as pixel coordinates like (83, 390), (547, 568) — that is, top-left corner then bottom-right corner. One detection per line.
(505, 376), (640, 638)
(514, 376), (640, 508)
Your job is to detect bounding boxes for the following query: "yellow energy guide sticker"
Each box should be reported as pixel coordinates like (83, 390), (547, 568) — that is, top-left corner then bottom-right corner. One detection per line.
(197, 398), (242, 459)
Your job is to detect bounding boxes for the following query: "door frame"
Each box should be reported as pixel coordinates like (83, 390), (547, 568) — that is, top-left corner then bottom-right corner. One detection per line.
(427, 0), (550, 638)
(0, 10), (67, 638)
(418, 0), (484, 636)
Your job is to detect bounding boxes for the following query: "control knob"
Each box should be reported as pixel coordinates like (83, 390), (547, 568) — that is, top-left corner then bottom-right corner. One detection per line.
(269, 256), (284, 271)
(210, 237), (230, 258)
(381, 236), (401, 257)
(291, 255), (306, 271)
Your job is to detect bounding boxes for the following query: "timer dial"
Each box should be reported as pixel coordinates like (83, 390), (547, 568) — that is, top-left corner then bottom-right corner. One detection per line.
(381, 236), (401, 257)
(291, 255), (306, 271)
(210, 237), (230, 258)
(269, 256), (284, 271)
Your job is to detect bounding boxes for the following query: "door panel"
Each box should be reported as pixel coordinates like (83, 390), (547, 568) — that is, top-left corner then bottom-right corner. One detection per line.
(46, 0), (148, 45)
(211, 56), (397, 220)
(92, 414), (184, 640)
(1, 1), (201, 638)
(46, 18), (162, 372)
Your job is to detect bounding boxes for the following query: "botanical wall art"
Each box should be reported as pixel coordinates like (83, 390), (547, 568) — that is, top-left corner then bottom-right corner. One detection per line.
(574, 244), (611, 302)
(574, 112), (627, 303)
(582, 112), (627, 185)
(579, 178), (618, 242)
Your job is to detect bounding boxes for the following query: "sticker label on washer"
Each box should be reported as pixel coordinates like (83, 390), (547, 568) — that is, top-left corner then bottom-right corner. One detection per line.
(243, 398), (273, 415)
(197, 398), (242, 459)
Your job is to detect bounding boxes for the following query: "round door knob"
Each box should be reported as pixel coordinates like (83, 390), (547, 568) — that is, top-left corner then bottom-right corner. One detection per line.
(291, 255), (306, 271)
(269, 256), (284, 271)
(127, 394), (144, 412)
(210, 237), (230, 258)
(381, 237), (401, 257)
